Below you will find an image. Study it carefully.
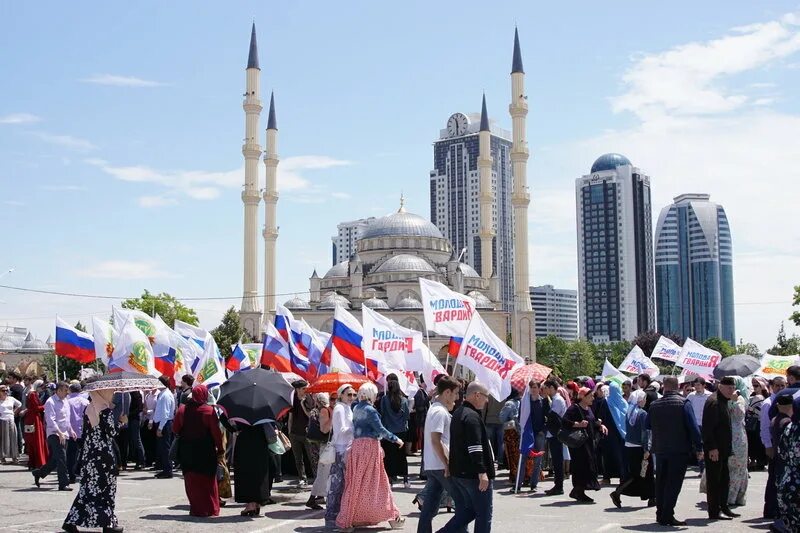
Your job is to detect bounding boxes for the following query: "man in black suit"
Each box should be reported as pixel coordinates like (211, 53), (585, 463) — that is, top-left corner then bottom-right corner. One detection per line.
(702, 376), (740, 520)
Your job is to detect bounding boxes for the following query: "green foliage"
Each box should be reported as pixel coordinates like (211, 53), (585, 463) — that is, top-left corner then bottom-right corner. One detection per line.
(534, 336), (609, 380)
(735, 342), (760, 356)
(211, 307), (253, 359)
(632, 330), (683, 357)
(74, 321), (87, 333)
(702, 337), (736, 357)
(768, 323), (800, 355)
(120, 290), (198, 328)
(791, 285), (800, 327)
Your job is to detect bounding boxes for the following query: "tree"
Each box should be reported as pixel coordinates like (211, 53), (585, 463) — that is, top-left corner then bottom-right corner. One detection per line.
(120, 290), (198, 328)
(791, 285), (800, 327)
(535, 335), (569, 371)
(211, 307), (253, 359)
(632, 330), (683, 357)
(768, 323), (800, 355)
(593, 340), (632, 368)
(74, 321), (87, 333)
(735, 342), (760, 356)
(702, 337), (736, 357)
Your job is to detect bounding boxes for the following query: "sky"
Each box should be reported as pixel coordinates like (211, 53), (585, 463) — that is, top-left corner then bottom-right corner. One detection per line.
(1, 1), (798, 352)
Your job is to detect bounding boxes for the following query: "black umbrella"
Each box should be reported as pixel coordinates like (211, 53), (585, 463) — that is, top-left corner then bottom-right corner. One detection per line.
(712, 354), (761, 379)
(83, 371), (163, 392)
(217, 368), (294, 425)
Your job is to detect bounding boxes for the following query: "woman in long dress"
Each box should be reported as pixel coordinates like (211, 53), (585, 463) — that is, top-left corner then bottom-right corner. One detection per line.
(0, 385), (21, 464)
(22, 385), (48, 469)
(324, 384), (355, 529)
(307, 393), (332, 510)
(727, 376), (750, 506)
(610, 389), (654, 508)
(62, 390), (122, 533)
(777, 407), (800, 530)
(172, 384), (224, 517)
(561, 386), (607, 503)
(379, 380), (410, 487)
(233, 420), (277, 516)
(336, 382), (405, 531)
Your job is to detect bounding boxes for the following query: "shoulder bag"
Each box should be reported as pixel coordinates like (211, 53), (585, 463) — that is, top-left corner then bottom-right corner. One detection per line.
(556, 408), (589, 449)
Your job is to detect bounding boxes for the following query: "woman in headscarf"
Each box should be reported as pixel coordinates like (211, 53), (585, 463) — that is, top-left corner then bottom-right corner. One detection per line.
(379, 379), (410, 488)
(336, 382), (405, 531)
(727, 375), (750, 506)
(172, 384), (224, 517)
(22, 380), (48, 469)
(610, 389), (654, 508)
(324, 384), (356, 529)
(62, 389), (122, 533)
(557, 385), (573, 478)
(561, 386), (607, 503)
(231, 413), (279, 516)
(747, 376), (769, 470)
(594, 383), (627, 484)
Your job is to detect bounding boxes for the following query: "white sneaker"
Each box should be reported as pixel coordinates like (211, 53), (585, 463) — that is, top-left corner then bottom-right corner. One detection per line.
(388, 516), (405, 529)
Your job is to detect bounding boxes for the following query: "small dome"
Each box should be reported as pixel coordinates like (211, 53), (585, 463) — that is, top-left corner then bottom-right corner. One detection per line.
(590, 153), (631, 173)
(45, 334), (54, 346)
(395, 297), (423, 309)
(0, 338), (17, 351)
(23, 338), (48, 351)
(375, 254), (436, 274)
(324, 261), (349, 279)
(458, 263), (480, 278)
(361, 210), (444, 240)
(362, 297), (390, 310)
(283, 296), (311, 310)
(318, 291), (351, 310)
(467, 290), (494, 309)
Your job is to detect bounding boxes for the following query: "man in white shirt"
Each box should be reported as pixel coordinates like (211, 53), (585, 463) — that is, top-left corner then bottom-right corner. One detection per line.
(152, 376), (176, 479)
(417, 376), (462, 533)
(543, 379), (567, 495)
(33, 381), (74, 490)
(686, 377), (712, 473)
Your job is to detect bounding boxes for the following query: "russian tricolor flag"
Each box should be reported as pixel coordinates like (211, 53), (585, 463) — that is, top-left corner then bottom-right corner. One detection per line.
(286, 327), (316, 381)
(448, 336), (463, 358)
(261, 322), (292, 373)
(55, 317), (95, 364)
(331, 306), (365, 367)
(226, 344), (253, 373)
(275, 304), (294, 343)
(154, 349), (177, 379)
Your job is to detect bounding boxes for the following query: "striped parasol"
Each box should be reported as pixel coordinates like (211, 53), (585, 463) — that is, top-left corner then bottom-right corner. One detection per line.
(510, 363), (553, 392)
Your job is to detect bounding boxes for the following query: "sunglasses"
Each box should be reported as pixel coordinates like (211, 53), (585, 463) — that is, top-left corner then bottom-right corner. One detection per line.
(347, 393), (357, 397)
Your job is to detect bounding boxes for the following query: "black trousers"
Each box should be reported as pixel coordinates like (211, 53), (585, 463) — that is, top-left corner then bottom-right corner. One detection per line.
(66, 438), (82, 482)
(128, 415), (145, 466)
(654, 453), (688, 523)
(705, 456), (730, 517)
(35, 434), (69, 488)
(547, 436), (564, 490)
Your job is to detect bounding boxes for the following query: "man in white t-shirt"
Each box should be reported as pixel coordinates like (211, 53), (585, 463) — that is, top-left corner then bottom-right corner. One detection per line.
(417, 376), (463, 533)
(686, 377), (712, 473)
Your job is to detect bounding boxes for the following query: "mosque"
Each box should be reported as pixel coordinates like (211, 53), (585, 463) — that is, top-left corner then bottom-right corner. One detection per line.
(236, 25), (536, 359)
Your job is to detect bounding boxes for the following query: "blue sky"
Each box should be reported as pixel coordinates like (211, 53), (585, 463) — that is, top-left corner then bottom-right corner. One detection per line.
(1, 1), (798, 351)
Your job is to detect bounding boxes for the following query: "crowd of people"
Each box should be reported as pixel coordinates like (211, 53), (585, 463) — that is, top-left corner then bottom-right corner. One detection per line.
(2, 364), (800, 532)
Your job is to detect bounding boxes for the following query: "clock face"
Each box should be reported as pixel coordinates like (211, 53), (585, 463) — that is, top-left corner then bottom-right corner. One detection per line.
(446, 113), (469, 137)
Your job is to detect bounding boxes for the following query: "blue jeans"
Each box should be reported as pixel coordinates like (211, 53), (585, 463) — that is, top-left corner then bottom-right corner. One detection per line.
(485, 423), (504, 466)
(530, 431), (546, 489)
(156, 420), (173, 474)
(437, 477), (493, 533)
(418, 470), (465, 533)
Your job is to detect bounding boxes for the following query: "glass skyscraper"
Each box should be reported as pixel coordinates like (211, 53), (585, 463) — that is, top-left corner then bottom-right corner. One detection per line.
(576, 153), (655, 342)
(430, 112), (515, 311)
(654, 194), (735, 345)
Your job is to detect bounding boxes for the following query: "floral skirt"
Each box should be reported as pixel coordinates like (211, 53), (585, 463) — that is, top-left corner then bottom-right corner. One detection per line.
(504, 427), (532, 485)
(336, 438), (400, 528)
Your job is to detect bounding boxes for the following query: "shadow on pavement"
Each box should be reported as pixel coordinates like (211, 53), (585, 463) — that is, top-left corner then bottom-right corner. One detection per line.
(140, 513), (255, 524)
(264, 509), (325, 520)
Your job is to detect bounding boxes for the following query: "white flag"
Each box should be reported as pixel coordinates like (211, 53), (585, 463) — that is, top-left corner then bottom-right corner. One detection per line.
(419, 344), (446, 392)
(154, 315), (201, 380)
(650, 336), (682, 363)
(92, 317), (117, 367)
(618, 345), (660, 378)
(456, 311), (524, 401)
(362, 306), (424, 372)
(193, 335), (227, 388)
(676, 338), (722, 376)
(419, 278), (476, 337)
(113, 307), (170, 358)
(110, 319), (159, 376)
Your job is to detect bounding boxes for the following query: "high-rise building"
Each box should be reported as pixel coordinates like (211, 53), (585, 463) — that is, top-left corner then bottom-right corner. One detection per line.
(429, 106), (515, 311)
(654, 194), (735, 345)
(576, 153), (655, 343)
(530, 285), (578, 340)
(331, 217), (375, 266)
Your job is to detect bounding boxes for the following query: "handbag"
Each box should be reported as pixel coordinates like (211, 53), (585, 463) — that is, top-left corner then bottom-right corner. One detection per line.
(319, 442), (336, 465)
(277, 430), (292, 451)
(557, 407), (589, 448)
(24, 424), (35, 434)
(268, 438), (286, 455)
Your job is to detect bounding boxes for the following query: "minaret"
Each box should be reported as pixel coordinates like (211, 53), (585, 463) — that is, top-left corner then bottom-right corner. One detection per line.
(509, 27), (536, 357)
(239, 23), (263, 338)
(263, 92), (279, 324)
(477, 94), (494, 280)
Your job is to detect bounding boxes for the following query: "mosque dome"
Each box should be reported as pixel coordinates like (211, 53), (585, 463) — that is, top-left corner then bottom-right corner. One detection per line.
(375, 254), (436, 274)
(590, 153), (631, 173)
(467, 290), (494, 309)
(318, 291), (351, 310)
(361, 205), (443, 240)
(283, 296), (311, 310)
(23, 338), (48, 351)
(324, 261), (349, 279)
(395, 297), (423, 309)
(362, 297), (390, 310)
(0, 338), (17, 351)
(457, 263), (480, 278)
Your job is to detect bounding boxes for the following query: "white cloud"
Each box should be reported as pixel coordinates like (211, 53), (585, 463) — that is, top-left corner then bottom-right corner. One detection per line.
(35, 132), (96, 151)
(0, 113), (41, 124)
(613, 11), (800, 118)
(79, 260), (175, 280)
(80, 74), (166, 87)
(137, 195), (178, 208)
(86, 155), (352, 204)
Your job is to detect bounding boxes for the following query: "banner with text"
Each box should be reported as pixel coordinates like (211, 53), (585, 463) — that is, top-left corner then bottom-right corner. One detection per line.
(676, 338), (722, 376)
(650, 336), (682, 363)
(456, 311), (524, 401)
(618, 345), (660, 378)
(362, 306), (424, 372)
(419, 278), (476, 338)
(756, 354), (800, 379)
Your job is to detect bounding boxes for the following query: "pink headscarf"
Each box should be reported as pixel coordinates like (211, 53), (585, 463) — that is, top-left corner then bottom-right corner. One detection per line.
(557, 386), (572, 407)
(191, 384), (210, 405)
